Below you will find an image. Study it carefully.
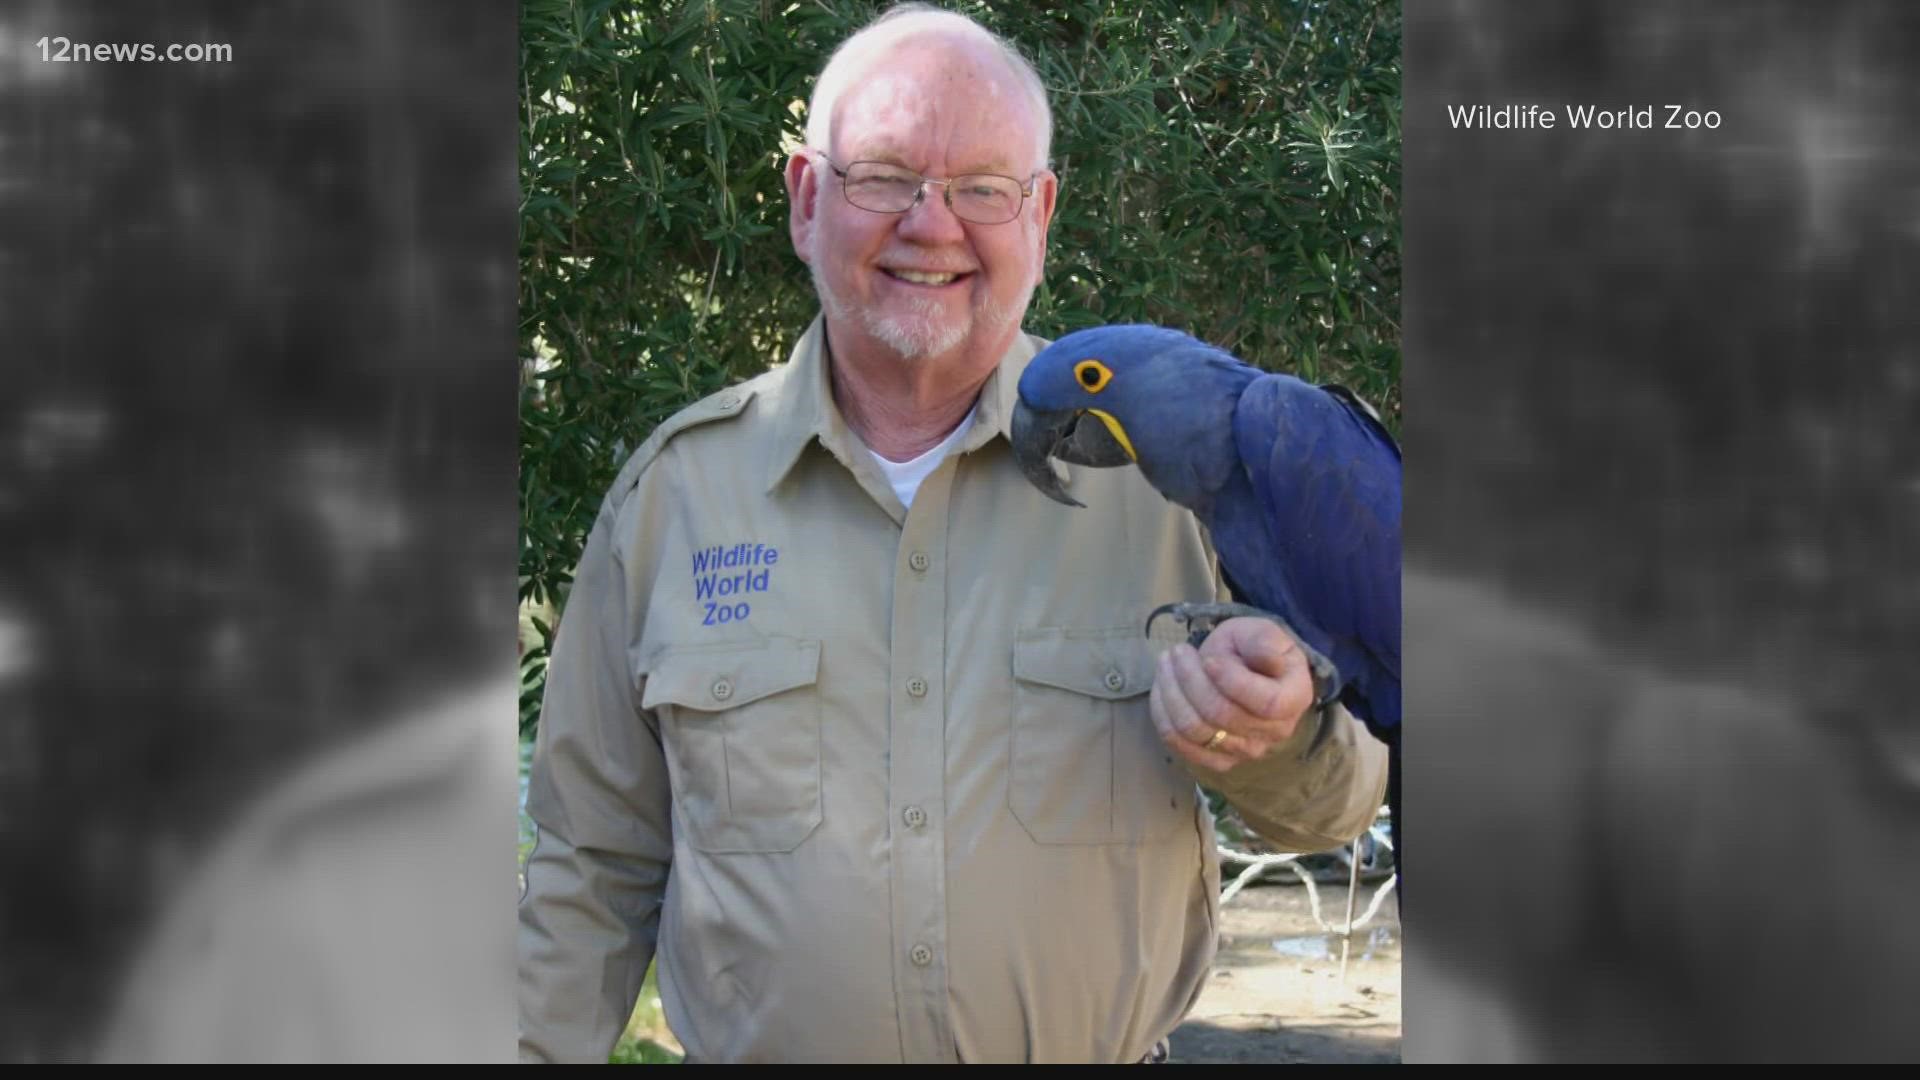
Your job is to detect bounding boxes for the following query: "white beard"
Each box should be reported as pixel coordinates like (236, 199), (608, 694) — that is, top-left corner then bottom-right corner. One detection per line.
(865, 290), (969, 360)
(808, 234), (1031, 362)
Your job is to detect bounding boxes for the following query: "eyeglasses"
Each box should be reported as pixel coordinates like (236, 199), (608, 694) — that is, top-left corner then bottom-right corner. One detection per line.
(821, 156), (1038, 226)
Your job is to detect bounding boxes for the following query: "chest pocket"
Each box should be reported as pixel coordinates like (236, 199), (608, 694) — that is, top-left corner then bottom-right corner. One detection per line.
(642, 637), (823, 854)
(1010, 627), (1200, 845)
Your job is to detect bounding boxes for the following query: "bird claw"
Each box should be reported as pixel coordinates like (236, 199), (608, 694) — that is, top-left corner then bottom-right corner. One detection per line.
(1146, 601), (1344, 755)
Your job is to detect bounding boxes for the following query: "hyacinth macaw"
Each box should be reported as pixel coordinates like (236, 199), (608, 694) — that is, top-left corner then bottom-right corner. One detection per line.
(1009, 323), (1402, 883)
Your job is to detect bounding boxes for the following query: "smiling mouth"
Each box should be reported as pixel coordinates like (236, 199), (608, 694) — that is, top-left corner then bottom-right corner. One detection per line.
(882, 268), (971, 286)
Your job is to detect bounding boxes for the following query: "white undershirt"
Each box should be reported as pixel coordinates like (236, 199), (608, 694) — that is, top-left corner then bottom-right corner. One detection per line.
(864, 403), (978, 509)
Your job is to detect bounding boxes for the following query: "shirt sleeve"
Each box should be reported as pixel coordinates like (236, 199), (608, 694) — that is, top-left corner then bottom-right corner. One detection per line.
(517, 484), (674, 1063)
(1198, 699), (1390, 854)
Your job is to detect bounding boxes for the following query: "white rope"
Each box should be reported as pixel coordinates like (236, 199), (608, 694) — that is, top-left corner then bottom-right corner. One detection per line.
(1216, 849), (1302, 904)
(1215, 816), (1397, 932)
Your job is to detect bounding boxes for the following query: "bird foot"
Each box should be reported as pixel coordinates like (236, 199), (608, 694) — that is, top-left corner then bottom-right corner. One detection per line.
(1146, 602), (1340, 698)
(1146, 602), (1344, 752)
(1147, 600), (1258, 648)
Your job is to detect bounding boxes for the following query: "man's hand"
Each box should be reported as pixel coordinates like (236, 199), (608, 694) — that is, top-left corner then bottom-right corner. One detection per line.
(1149, 616), (1317, 773)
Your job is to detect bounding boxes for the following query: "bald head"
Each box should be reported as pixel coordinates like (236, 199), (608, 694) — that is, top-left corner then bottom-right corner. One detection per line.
(806, 4), (1052, 174)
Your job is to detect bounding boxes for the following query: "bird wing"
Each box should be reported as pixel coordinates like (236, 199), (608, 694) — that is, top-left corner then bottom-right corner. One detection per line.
(1232, 375), (1402, 687)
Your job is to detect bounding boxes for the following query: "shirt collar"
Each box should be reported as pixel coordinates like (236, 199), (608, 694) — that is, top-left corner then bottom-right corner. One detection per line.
(763, 313), (1047, 494)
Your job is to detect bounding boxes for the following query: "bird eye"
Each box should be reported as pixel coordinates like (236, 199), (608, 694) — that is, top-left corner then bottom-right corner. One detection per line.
(1073, 359), (1113, 393)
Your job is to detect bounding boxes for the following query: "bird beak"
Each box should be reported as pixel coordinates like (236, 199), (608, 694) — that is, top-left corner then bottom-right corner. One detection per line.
(1009, 399), (1136, 508)
(1010, 400), (1083, 507)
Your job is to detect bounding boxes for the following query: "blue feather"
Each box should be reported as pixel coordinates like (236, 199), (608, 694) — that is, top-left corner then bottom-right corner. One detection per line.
(1015, 323), (1402, 882)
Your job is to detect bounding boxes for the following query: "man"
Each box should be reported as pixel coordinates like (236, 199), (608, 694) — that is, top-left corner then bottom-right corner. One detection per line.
(517, 3), (1389, 1064)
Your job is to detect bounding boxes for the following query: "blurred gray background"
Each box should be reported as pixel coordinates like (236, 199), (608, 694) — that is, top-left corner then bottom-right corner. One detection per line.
(0, 0), (518, 1061)
(1405, 0), (1920, 1062)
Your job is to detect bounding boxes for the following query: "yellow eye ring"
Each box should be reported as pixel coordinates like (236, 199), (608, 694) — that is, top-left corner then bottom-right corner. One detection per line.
(1073, 359), (1113, 394)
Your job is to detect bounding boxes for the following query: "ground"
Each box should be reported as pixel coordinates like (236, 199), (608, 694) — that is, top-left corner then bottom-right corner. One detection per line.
(1171, 877), (1402, 1063)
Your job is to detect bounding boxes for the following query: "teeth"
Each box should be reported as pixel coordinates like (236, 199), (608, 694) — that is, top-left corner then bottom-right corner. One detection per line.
(890, 269), (959, 285)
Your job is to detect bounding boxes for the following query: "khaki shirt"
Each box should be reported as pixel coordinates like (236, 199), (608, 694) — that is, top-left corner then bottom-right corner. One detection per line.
(517, 316), (1389, 1064)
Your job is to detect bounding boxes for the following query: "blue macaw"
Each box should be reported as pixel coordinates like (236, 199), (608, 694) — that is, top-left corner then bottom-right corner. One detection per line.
(1010, 323), (1402, 885)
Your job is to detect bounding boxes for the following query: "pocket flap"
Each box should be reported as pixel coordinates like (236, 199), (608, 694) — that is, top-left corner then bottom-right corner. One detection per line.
(641, 637), (821, 712)
(1013, 627), (1160, 700)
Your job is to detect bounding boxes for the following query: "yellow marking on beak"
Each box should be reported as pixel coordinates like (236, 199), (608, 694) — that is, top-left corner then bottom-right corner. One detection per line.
(1085, 409), (1137, 462)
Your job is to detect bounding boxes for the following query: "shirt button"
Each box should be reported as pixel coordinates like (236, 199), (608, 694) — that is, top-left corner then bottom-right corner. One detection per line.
(910, 944), (933, 967)
(907, 677), (928, 698)
(718, 393), (739, 409)
(711, 678), (733, 701)
(1104, 668), (1126, 692)
(903, 805), (927, 829)
(908, 550), (930, 572)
